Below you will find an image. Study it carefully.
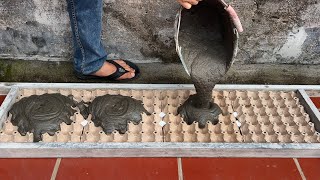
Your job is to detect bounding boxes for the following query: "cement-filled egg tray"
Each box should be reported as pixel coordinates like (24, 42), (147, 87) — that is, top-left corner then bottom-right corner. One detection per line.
(1, 87), (320, 143)
(1, 83), (320, 158)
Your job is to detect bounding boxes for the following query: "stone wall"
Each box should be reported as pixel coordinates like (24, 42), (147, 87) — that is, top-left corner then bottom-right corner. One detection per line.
(0, 0), (319, 64)
(232, 0), (320, 65)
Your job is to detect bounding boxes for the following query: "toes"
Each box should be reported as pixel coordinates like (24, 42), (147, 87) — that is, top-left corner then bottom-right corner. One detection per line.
(180, 2), (192, 9)
(184, 0), (198, 6)
(190, 0), (199, 5)
(93, 60), (136, 80)
(117, 72), (135, 80)
(115, 60), (135, 72)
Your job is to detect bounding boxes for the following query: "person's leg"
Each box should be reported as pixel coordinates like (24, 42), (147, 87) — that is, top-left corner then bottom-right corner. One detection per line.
(66, 0), (135, 79)
(66, 0), (107, 75)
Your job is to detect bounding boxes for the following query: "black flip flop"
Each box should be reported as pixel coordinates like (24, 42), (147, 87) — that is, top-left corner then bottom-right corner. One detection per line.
(74, 60), (140, 80)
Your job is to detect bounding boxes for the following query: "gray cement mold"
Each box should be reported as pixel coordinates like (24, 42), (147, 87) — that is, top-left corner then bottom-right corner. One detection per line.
(9, 93), (77, 142)
(89, 94), (150, 134)
(0, 0), (319, 65)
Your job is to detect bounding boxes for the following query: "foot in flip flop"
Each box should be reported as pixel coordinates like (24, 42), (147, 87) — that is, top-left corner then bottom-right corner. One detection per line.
(75, 59), (140, 80)
(93, 60), (136, 80)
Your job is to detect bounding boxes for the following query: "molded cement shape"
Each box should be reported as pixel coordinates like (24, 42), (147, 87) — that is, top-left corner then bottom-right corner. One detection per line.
(178, 95), (221, 128)
(9, 94), (77, 142)
(89, 95), (150, 134)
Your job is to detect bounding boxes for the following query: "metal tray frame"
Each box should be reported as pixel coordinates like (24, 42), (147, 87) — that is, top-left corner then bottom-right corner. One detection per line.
(0, 83), (320, 158)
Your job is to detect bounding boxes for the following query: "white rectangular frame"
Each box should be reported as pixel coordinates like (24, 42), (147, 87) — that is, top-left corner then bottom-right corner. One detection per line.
(0, 83), (320, 158)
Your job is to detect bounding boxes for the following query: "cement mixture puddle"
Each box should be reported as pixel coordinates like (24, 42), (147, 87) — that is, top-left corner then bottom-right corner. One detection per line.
(88, 94), (150, 134)
(6, 93), (150, 142)
(8, 94), (77, 142)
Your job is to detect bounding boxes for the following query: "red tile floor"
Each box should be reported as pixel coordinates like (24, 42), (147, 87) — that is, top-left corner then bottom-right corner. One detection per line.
(310, 97), (320, 111)
(0, 96), (320, 179)
(0, 158), (319, 180)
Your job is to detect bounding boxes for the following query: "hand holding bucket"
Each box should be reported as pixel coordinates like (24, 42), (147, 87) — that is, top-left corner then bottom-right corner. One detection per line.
(177, 0), (243, 32)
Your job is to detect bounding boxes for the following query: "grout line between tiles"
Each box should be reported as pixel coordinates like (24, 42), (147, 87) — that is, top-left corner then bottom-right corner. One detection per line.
(293, 158), (306, 180)
(50, 158), (61, 180)
(177, 158), (184, 180)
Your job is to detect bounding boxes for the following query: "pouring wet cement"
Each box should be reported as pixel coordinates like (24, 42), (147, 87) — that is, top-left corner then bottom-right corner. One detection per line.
(177, 1), (236, 128)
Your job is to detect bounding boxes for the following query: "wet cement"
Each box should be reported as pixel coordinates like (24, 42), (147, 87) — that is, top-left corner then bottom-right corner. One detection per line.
(177, 1), (231, 127)
(88, 95), (150, 134)
(9, 94), (77, 142)
(178, 94), (221, 128)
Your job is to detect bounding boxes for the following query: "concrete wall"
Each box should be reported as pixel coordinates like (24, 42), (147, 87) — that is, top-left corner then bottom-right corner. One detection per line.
(232, 0), (320, 65)
(0, 0), (319, 65)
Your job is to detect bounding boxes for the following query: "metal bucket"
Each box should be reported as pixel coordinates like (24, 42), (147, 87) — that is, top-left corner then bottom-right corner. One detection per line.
(175, 0), (240, 76)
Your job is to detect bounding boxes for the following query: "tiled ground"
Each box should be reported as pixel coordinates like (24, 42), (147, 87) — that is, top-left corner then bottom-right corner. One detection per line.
(56, 158), (178, 180)
(183, 158), (306, 180)
(0, 96), (320, 179)
(298, 158), (320, 180)
(0, 95), (6, 105)
(310, 97), (320, 110)
(1, 158), (320, 179)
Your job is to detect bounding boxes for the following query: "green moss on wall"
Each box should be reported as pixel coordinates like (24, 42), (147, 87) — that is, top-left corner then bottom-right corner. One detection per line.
(0, 59), (319, 84)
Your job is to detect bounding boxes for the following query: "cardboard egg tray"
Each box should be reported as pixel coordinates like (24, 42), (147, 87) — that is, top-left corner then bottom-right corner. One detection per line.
(0, 83), (320, 158)
(1, 88), (319, 143)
